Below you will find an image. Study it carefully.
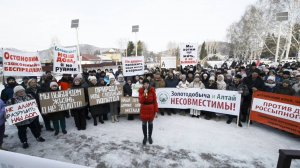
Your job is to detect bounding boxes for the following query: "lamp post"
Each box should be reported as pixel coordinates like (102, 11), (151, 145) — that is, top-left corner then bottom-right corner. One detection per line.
(132, 25), (139, 56)
(275, 12), (288, 63)
(71, 19), (82, 73)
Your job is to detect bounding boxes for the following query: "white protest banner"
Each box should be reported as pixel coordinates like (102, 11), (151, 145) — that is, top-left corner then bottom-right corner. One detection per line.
(180, 43), (198, 66)
(88, 85), (123, 106)
(131, 83), (142, 97)
(0, 150), (88, 168)
(5, 99), (41, 125)
(53, 46), (79, 74)
(2, 49), (43, 76)
(156, 88), (241, 116)
(161, 56), (176, 69)
(122, 56), (144, 76)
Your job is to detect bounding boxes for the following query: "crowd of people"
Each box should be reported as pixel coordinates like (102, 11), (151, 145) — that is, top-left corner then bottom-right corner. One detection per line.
(0, 61), (300, 149)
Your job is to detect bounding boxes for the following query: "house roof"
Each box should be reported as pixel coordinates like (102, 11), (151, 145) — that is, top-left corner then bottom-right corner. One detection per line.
(81, 54), (101, 61)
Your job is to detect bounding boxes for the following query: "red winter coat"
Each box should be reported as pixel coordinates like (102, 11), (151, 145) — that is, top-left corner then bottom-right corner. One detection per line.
(139, 87), (158, 122)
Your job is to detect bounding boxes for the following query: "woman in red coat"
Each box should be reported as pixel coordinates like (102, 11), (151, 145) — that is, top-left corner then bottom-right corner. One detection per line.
(139, 79), (158, 145)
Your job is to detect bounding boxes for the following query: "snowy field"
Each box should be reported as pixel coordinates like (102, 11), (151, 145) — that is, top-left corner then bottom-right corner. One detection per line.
(2, 114), (300, 168)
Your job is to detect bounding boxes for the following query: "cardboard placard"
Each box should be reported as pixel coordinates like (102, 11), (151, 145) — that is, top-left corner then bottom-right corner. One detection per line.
(5, 99), (41, 125)
(39, 88), (85, 114)
(120, 97), (141, 114)
(88, 85), (123, 106)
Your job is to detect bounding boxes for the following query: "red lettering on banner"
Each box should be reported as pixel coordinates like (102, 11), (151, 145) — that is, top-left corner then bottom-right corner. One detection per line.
(12, 116), (23, 123)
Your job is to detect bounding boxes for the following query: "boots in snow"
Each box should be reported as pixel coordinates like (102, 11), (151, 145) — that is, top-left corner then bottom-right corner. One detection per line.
(114, 115), (119, 122)
(142, 124), (147, 145)
(148, 123), (153, 144)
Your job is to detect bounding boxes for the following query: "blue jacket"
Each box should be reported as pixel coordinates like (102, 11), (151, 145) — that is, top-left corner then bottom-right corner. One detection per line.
(0, 99), (5, 126)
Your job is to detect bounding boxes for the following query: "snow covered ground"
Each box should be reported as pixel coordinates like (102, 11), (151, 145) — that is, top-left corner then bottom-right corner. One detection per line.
(2, 114), (300, 168)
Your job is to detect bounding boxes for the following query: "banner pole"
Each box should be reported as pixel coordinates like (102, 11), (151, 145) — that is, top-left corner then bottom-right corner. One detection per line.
(247, 96), (254, 128)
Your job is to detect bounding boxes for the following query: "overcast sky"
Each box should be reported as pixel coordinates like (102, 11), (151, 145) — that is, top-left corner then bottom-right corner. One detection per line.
(0, 0), (256, 52)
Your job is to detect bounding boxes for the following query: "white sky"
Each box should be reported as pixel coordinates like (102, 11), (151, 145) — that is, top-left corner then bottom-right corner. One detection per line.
(0, 0), (256, 52)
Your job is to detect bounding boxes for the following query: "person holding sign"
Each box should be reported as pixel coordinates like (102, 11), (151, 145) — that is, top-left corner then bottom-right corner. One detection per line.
(6, 86), (45, 149)
(139, 79), (158, 145)
(47, 82), (68, 136)
(108, 77), (120, 123)
(0, 99), (5, 150)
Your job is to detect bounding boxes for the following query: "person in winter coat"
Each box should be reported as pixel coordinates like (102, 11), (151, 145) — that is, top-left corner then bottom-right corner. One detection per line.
(20, 77), (29, 89)
(26, 78), (52, 132)
(70, 77), (87, 130)
(1, 76), (17, 103)
(39, 71), (54, 92)
(6, 86), (45, 149)
(176, 74), (189, 89)
(264, 76), (277, 93)
(203, 76), (217, 120)
(47, 82), (67, 136)
(0, 99), (5, 150)
(292, 73), (300, 97)
(201, 73), (210, 88)
(153, 72), (166, 116)
(165, 72), (179, 115)
(189, 74), (205, 117)
(108, 77), (120, 123)
(242, 70), (265, 122)
(77, 74), (92, 120)
(216, 74), (227, 90)
(226, 74), (249, 127)
(274, 80), (295, 96)
(123, 79), (135, 120)
(88, 76), (105, 126)
(139, 79), (158, 145)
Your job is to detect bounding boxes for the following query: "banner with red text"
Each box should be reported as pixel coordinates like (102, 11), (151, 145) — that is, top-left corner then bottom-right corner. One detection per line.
(156, 88), (241, 116)
(250, 91), (300, 136)
(122, 56), (144, 76)
(2, 49), (43, 76)
(5, 99), (41, 125)
(180, 43), (198, 66)
(53, 46), (79, 74)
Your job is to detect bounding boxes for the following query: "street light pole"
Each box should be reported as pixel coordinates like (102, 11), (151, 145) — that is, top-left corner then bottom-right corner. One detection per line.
(71, 19), (82, 73)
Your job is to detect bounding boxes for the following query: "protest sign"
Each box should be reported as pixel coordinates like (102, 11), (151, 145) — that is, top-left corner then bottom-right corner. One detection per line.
(160, 56), (176, 69)
(250, 91), (300, 136)
(39, 88), (85, 114)
(180, 43), (198, 66)
(122, 56), (144, 76)
(120, 97), (141, 114)
(156, 88), (241, 116)
(88, 85), (123, 106)
(5, 99), (41, 125)
(53, 46), (79, 74)
(2, 49), (43, 76)
(131, 83), (142, 97)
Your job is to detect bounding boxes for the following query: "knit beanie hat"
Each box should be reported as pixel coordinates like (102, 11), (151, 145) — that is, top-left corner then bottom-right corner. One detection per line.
(13, 85), (25, 94)
(50, 82), (58, 87)
(267, 76), (276, 82)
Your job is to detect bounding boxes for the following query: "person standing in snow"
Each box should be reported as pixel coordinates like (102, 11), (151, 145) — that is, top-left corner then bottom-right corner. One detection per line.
(188, 74), (205, 118)
(108, 77), (120, 123)
(139, 79), (158, 145)
(6, 86), (45, 149)
(0, 99), (5, 150)
(47, 82), (68, 136)
(70, 77), (87, 130)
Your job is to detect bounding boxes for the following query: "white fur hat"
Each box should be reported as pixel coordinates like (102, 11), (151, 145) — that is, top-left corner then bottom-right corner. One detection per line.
(13, 85), (25, 94)
(88, 76), (97, 81)
(50, 82), (58, 87)
(267, 76), (276, 82)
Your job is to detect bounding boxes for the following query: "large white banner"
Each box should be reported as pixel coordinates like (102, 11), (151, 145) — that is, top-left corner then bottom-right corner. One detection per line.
(122, 56), (144, 76)
(180, 43), (198, 66)
(2, 49), (43, 76)
(161, 56), (176, 69)
(53, 46), (79, 74)
(0, 150), (88, 168)
(156, 88), (241, 116)
(5, 99), (41, 125)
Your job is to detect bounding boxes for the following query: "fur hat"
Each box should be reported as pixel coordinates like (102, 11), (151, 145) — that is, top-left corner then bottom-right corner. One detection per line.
(88, 76), (97, 81)
(76, 74), (83, 79)
(13, 85), (25, 94)
(6, 76), (16, 83)
(235, 74), (242, 79)
(296, 73), (300, 77)
(142, 79), (150, 84)
(283, 71), (290, 75)
(267, 76), (276, 82)
(209, 76), (215, 81)
(50, 82), (58, 87)
(27, 78), (37, 86)
(73, 76), (81, 83)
